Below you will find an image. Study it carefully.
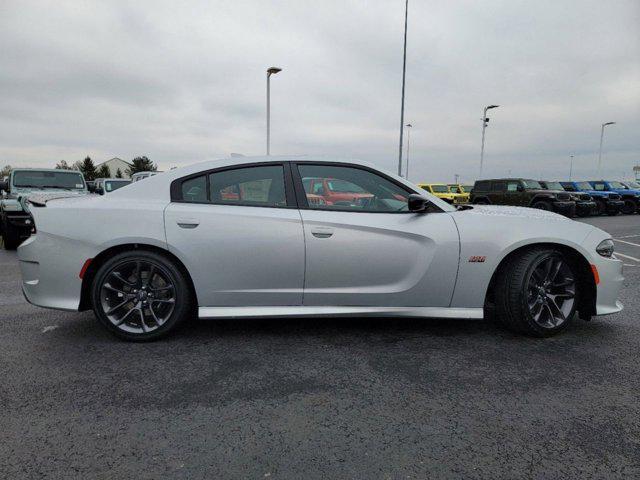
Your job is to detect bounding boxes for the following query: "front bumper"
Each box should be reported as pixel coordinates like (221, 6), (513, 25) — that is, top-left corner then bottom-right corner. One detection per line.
(605, 200), (625, 214)
(575, 201), (596, 216)
(551, 201), (576, 217)
(593, 256), (624, 315)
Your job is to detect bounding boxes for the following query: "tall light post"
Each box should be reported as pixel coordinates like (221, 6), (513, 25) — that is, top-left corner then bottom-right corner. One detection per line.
(479, 104), (499, 178)
(397, 0), (409, 176)
(266, 67), (282, 155)
(569, 155), (574, 180)
(597, 121), (616, 178)
(404, 123), (412, 179)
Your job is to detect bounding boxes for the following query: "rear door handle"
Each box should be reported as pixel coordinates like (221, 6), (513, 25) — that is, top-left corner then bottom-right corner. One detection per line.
(177, 218), (200, 229)
(311, 227), (334, 238)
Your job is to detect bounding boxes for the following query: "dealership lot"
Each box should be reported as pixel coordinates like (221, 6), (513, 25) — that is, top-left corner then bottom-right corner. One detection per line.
(1, 216), (639, 479)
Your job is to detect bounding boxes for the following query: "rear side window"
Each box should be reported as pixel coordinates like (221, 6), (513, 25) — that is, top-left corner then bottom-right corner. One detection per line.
(592, 182), (606, 191)
(474, 181), (490, 191)
(209, 165), (287, 207)
(491, 181), (505, 192)
(181, 175), (207, 202)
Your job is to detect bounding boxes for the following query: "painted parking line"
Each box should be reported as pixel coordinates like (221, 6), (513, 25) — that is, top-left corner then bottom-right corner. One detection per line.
(615, 252), (640, 263)
(617, 234), (640, 239)
(613, 239), (640, 248)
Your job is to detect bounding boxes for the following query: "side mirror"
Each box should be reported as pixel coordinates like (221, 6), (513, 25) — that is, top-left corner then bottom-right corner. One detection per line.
(517, 184), (524, 192)
(0, 180), (7, 193)
(408, 194), (431, 213)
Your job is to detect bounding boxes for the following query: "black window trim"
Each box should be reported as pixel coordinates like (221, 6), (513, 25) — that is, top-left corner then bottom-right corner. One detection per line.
(170, 161), (297, 209)
(290, 161), (443, 214)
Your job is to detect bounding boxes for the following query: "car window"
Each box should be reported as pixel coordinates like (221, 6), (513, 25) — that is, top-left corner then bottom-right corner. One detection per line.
(474, 181), (490, 191)
(506, 181), (519, 191)
(105, 180), (131, 192)
(575, 182), (592, 190)
(430, 185), (449, 193)
(592, 182), (605, 191)
(491, 182), (505, 192)
(522, 179), (542, 189)
(209, 165), (287, 207)
(181, 175), (207, 202)
(561, 183), (576, 191)
(298, 164), (410, 212)
(609, 181), (626, 189)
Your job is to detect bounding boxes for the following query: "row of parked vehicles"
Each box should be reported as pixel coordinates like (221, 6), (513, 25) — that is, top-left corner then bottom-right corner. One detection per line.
(0, 169), (160, 249)
(419, 179), (640, 217)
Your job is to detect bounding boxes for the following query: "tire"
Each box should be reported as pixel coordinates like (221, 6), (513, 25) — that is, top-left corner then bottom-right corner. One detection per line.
(494, 248), (577, 337)
(91, 250), (194, 341)
(594, 199), (606, 216)
(532, 200), (552, 211)
(1, 218), (20, 250)
(576, 208), (591, 218)
(621, 199), (637, 215)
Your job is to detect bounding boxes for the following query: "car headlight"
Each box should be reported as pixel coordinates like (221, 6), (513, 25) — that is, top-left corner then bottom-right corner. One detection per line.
(3, 202), (22, 211)
(596, 239), (614, 258)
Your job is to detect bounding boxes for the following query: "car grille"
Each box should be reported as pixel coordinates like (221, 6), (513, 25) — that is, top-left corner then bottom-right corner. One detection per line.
(609, 194), (621, 200)
(557, 193), (571, 201)
(579, 193), (591, 201)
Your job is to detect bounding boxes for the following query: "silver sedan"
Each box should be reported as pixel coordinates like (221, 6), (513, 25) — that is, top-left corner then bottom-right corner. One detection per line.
(18, 157), (623, 340)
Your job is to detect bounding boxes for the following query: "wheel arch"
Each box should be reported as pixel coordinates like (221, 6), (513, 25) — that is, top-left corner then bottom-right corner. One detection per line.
(528, 195), (554, 206)
(472, 196), (491, 204)
(78, 243), (198, 311)
(484, 242), (596, 320)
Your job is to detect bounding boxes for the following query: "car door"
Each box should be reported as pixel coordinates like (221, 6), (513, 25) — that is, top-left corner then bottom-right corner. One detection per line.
(292, 162), (460, 307)
(488, 181), (506, 204)
(164, 163), (305, 307)
(504, 180), (523, 206)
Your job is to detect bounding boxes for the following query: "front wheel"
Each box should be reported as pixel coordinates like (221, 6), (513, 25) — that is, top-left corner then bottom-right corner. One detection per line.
(495, 248), (577, 337)
(91, 250), (194, 341)
(621, 199), (637, 215)
(532, 200), (552, 211)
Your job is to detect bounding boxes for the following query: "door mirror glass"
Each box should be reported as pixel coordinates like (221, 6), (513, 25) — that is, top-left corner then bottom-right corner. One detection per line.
(408, 194), (430, 212)
(517, 184), (524, 191)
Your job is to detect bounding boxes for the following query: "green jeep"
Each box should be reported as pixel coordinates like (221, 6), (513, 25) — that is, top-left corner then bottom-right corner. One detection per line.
(470, 178), (576, 216)
(0, 169), (89, 249)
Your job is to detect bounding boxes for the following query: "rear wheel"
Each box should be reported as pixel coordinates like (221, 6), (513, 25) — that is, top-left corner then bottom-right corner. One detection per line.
(495, 248), (577, 337)
(91, 250), (193, 341)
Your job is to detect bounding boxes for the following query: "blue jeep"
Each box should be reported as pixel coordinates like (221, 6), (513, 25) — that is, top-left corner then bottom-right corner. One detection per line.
(588, 180), (640, 215)
(560, 181), (624, 216)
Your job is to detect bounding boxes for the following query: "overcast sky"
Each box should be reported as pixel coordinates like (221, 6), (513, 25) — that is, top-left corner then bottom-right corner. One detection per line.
(0, 0), (638, 182)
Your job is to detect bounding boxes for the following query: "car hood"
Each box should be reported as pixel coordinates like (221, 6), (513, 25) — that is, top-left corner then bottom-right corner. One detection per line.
(457, 204), (569, 221)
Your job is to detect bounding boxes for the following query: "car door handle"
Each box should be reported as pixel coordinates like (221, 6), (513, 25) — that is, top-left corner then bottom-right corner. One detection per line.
(311, 227), (334, 238)
(177, 218), (200, 229)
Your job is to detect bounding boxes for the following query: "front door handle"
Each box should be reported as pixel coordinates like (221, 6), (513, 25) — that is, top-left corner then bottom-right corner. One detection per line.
(177, 218), (200, 229)
(311, 227), (334, 238)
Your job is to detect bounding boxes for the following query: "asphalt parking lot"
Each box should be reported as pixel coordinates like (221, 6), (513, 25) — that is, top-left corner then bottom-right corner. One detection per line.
(1, 215), (639, 479)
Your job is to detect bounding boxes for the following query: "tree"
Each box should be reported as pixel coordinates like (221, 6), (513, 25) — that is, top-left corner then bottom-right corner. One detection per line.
(115, 168), (123, 178)
(77, 156), (97, 181)
(56, 160), (72, 170)
(0, 165), (11, 178)
(97, 164), (111, 179)
(127, 156), (157, 176)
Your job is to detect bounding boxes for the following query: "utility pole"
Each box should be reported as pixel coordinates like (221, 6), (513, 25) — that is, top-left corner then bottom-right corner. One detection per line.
(397, 0), (409, 176)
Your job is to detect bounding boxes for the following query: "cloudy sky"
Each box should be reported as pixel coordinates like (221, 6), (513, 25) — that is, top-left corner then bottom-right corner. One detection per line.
(0, 0), (638, 182)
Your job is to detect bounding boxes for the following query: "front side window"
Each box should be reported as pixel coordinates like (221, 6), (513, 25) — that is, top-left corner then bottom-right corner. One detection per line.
(298, 164), (410, 212)
(522, 180), (542, 189)
(209, 165), (287, 207)
(506, 181), (519, 192)
(592, 182), (605, 191)
(609, 181), (626, 189)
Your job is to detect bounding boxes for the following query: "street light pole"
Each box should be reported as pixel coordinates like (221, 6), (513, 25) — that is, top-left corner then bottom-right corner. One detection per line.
(479, 104), (499, 178)
(266, 67), (282, 155)
(397, 0), (409, 176)
(569, 155), (574, 180)
(404, 123), (412, 179)
(597, 121), (616, 178)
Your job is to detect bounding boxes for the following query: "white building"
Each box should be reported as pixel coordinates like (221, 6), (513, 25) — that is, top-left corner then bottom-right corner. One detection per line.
(94, 157), (132, 178)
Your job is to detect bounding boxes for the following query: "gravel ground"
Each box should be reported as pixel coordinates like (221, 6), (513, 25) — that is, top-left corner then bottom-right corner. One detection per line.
(1, 215), (639, 479)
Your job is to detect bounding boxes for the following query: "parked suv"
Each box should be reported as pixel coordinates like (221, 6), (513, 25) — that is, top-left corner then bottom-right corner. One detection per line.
(94, 178), (132, 195)
(588, 180), (640, 214)
(417, 183), (469, 204)
(539, 181), (596, 217)
(0, 169), (89, 249)
(560, 181), (624, 216)
(470, 178), (575, 216)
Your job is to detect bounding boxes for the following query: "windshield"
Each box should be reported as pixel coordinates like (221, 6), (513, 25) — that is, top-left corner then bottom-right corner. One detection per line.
(326, 179), (365, 193)
(625, 181), (640, 189)
(522, 179), (542, 189)
(609, 181), (626, 189)
(576, 182), (592, 190)
(430, 185), (449, 193)
(544, 182), (564, 190)
(13, 170), (85, 190)
(105, 180), (131, 192)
